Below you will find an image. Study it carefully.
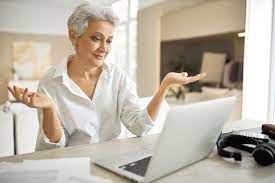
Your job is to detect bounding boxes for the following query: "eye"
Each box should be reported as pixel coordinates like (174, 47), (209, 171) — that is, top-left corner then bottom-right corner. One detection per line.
(91, 36), (101, 42)
(106, 39), (112, 44)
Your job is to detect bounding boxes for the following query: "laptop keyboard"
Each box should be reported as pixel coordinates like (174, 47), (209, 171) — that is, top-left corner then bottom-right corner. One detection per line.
(119, 156), (152, 176)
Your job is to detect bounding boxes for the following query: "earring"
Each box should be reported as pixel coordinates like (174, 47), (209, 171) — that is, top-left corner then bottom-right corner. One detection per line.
(72, 43), (77, 51)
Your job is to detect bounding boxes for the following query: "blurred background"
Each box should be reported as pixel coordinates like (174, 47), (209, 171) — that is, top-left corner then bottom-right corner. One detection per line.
(0, 0), (273, 160)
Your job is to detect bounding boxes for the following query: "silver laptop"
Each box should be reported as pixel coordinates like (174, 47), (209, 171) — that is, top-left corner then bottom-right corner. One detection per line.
(94, 97), (236, 182)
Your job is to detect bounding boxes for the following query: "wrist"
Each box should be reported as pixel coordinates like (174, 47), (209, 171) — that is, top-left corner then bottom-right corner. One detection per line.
(160, 79), (171, 91)
(42, 103), (55, 111)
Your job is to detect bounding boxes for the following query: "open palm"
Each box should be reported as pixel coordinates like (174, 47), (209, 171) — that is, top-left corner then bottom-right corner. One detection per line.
(8, 86), (53, 109)
(163, 72), (206, 86)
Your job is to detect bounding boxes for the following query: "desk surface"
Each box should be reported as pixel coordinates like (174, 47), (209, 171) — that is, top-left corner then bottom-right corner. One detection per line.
(1, 120), (275, 183)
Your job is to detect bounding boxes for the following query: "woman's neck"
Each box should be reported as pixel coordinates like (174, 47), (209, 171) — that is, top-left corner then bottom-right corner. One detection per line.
(68, 55), (102, 80)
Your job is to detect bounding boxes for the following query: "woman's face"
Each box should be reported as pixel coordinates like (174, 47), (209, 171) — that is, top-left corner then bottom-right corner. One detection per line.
(74, 20), (114, 67)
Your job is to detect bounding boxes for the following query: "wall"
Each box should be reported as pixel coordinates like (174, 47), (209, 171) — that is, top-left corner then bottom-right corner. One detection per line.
(139, 0), (167, 9)
(0, 0), (83, 36)
(161, 0), (246, 41)
(137, 5), (162, 97)
(137, 0), (246, 97)
(0, 32), (73, 103)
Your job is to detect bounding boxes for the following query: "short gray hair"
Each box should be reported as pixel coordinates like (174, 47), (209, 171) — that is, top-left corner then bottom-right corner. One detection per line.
(67, 2), (119, 37)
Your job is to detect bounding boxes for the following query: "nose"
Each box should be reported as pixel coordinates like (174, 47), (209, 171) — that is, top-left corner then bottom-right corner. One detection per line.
(99, 41), (108, 53)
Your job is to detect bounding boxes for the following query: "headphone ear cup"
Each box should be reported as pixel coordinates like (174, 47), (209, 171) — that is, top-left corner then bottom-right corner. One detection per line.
(252, 143), (275, 166)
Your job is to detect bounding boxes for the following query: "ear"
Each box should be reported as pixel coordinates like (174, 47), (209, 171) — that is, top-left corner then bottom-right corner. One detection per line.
(68, 28), (78, 47)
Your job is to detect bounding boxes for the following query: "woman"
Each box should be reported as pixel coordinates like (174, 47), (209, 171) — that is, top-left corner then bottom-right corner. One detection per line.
(8, 3), (206, 151)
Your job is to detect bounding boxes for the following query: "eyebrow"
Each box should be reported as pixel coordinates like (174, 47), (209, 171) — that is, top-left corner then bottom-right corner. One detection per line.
(91, 32), (113, 39)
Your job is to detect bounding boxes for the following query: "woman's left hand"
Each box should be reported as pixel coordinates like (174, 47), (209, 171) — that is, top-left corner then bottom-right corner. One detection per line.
(147, 72), (207, 120)
(161, 72), (207, 88)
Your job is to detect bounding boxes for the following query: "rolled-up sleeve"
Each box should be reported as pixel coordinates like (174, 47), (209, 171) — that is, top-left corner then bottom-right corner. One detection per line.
(119, 74), (154, 137)
(35, 83), (68, 151)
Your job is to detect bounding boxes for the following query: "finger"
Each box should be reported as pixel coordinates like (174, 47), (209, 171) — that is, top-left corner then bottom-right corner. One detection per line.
(185, 77), (197, 84)
(30, 93), (38, 107)
(15, 86), (34, 96)
(198, 72), (207, 78)
(22, 88), (29, 105)
(7, 86), (15, 96)
(15, 86), (25, 93)
(186, 74), (205, 84)
(14, 86), (23, 101)
(26, 90), (34, 97)
(181, 72), (188, 78)
(196, 73), (207, 80)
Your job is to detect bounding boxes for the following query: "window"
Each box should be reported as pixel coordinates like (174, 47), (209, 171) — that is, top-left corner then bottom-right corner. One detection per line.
(108, 0), (138, 82)
(242, 0), (275, 122)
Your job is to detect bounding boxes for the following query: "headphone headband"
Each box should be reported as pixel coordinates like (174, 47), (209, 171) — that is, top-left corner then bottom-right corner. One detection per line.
(217, 134), (260, 161)
(217, 133), (275, 166)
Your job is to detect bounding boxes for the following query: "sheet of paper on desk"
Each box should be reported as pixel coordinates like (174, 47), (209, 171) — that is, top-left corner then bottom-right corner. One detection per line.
(0, 162), (60, 183)
(24, 157), (111, 183)
(64, 175), (112, 183)
(23, 157), (91, 178)
(0, 157), (112, 183)
(0, 169), (59, 183)
(0, 170), (111, 183)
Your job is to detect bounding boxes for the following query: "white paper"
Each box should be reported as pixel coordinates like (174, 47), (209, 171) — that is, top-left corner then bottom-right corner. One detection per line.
(0, 169), (59, 183)
(64, 175), (112, 183)
(0, 157), (112, 183)
(23, 157), (91, 179)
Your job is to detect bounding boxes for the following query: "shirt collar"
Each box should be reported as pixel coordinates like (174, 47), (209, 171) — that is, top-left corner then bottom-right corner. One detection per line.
(53, 55), (111, 101)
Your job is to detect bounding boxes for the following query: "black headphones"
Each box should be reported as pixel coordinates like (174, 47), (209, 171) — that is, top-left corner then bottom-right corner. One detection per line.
(216, 134), (275, 166)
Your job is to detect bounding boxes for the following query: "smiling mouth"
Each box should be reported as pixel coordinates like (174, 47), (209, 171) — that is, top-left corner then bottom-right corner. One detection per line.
(93, 54), (105, 60)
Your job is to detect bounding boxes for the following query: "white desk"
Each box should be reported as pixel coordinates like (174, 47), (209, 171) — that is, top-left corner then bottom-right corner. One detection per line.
(0, 120), (275, 183)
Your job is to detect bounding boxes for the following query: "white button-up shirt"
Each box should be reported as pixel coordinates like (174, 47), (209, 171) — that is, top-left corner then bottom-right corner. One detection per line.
(35, 57), (154, 151)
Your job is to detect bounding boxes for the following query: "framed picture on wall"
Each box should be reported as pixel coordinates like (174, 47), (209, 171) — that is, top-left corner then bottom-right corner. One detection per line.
(12, 41), (51, 80)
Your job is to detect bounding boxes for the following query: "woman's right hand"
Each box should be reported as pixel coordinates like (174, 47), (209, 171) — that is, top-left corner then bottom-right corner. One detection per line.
(8, 85), (54, 109)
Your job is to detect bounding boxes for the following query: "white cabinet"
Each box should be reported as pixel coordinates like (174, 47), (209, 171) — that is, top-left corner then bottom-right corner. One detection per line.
(7, 80), (40, 154)
(11, 103), (39, 154)
(0, 110), (14, 157)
